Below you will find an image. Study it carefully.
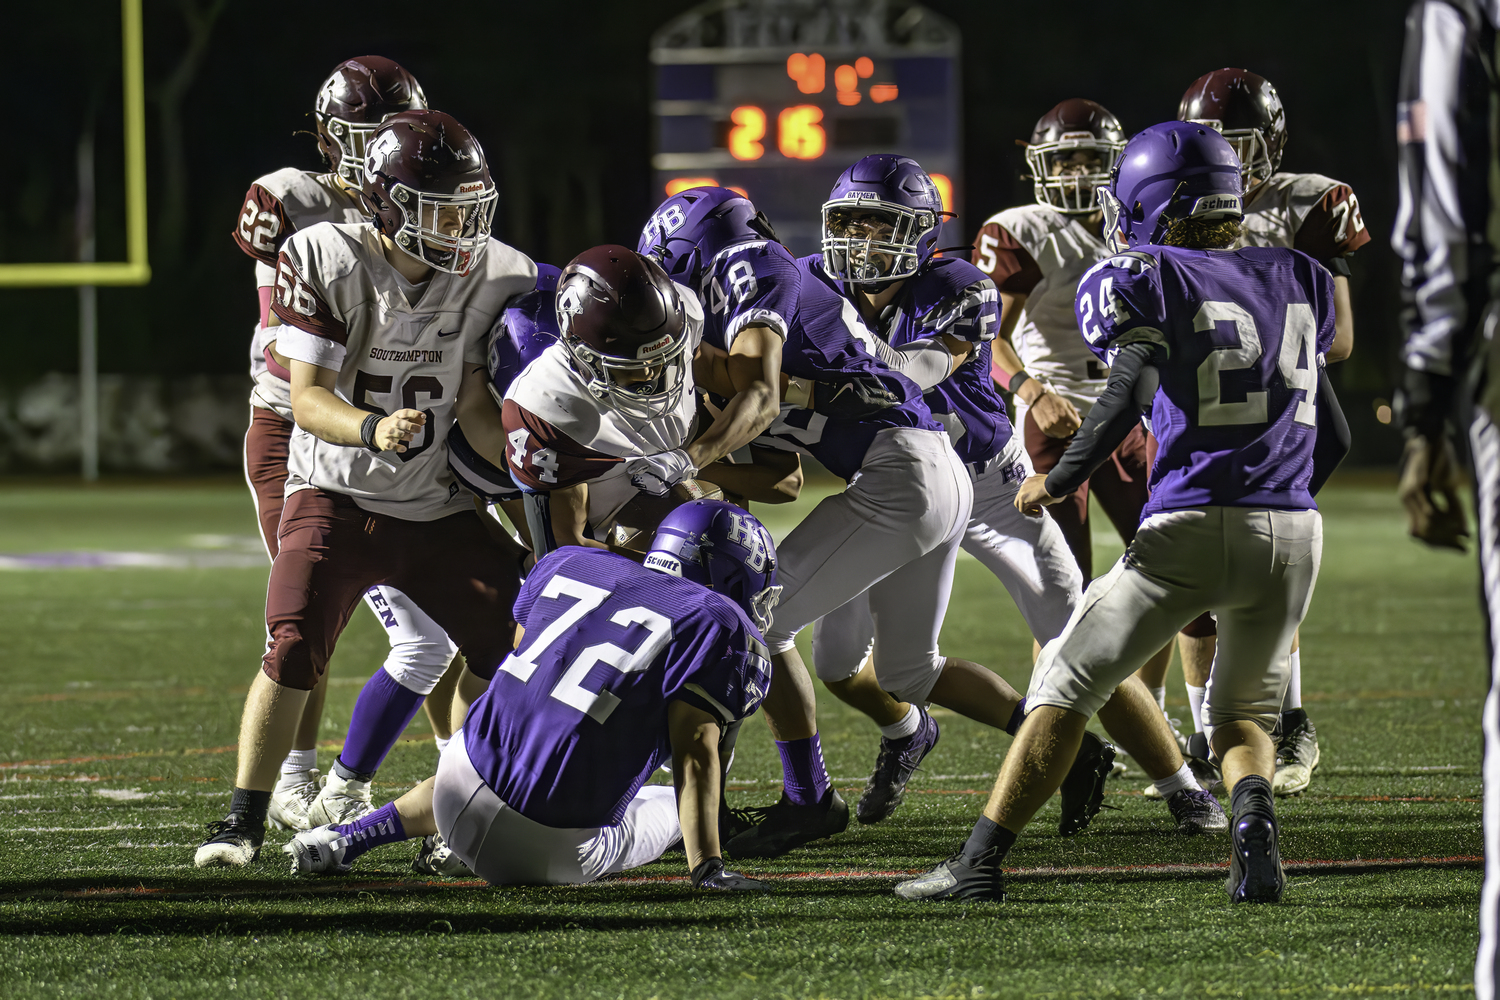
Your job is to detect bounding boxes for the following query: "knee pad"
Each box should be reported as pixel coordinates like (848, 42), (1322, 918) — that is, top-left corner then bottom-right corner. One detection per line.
(382, 643), (459, 695)
(811, 633), (871, 685)
(873, 652), (944, 706)
(262, 621), (323, 690)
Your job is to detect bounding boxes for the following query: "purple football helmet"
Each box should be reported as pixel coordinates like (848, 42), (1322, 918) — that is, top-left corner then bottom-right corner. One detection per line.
(822, 154), (944, 288)
(637, 186), (777, 283)
(1097, 121), (1243, 250)
(645, 500), (781, 633)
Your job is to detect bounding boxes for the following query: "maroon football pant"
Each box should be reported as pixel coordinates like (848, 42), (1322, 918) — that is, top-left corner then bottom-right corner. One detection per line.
(1024, 410), (1149, 579)
(263, 488), (521, 690)
(244, 406), (292, 560)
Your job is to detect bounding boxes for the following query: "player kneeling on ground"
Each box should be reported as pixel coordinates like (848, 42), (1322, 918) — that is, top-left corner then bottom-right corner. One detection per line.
(286, 500), (778, 891)
(896, 122), (1328, 904)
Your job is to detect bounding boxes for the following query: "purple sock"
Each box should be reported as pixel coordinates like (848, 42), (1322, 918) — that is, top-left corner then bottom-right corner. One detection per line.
(331, 802), (406, 864)
(339, 669), (424, 777)
(776, 734), (831, 806)
(1005, 698), (1028, 736)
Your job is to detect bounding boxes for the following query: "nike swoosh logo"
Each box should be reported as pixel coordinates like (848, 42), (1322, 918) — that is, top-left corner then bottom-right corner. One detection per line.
(436, 328), (461, 338)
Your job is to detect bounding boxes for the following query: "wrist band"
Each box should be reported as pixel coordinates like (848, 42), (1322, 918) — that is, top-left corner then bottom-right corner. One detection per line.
(359, 413), (382, 453)
(1008, 370), (1034, 394)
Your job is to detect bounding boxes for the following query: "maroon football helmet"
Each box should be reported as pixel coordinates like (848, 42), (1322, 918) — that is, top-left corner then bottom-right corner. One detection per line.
(1179, 69), (1286, 186)
(1024, 99), (1126, 214)
(362, 110), (496, 276)
(556, 245), (693, 419)
(314, 56), (428, 187)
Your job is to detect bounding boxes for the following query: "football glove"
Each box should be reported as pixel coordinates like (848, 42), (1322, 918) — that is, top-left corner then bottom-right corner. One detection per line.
(812, 375), (902, 419)
(691, 856), (771, 893)
(626, 449), (698, 496)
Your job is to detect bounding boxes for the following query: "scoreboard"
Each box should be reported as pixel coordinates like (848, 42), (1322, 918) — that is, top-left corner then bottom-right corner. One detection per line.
(650, 0), (962, 256)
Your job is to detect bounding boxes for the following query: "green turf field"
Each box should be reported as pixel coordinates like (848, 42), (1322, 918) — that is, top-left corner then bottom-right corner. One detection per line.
(0, 475), (1485, 999)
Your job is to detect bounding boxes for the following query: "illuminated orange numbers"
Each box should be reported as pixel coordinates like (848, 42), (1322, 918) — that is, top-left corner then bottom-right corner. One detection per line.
(931, 173), (954, 213)
(786, 53), (825, 94)
(835, 64), (861, 105)
(728, 105), (766, 160)
(666, 177), (719, 196)
(855, 57), (874, 78)
(870, 84), (898, 103)
(778, 105), (826, 159)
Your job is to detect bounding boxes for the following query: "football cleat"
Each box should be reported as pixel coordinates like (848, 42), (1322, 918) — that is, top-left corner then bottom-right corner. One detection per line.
(1057, 731), (1117, 836)
(724, 789), (849, 860)
(894, 853), (1006, 902)
(305, 771), (375, 827)
(267, 769), (321, 832)
(856, 708), (940, 825)
(284, 825), (353, 876)
(719, 799), (759, 844)
(1272, 710), (1320, 796)
(1227, 811), (1285, 903)
(411, 834), (473, 878)
(1166, 787), (1229, 834)
(193, 814), (264, 868)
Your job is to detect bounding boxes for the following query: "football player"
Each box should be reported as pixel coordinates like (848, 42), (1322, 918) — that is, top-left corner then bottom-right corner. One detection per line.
(284, 500), (777, 893)
(1173, 68), (1369, 795)
(810, 155), (1222, 833)
(898, 122), (1329, 904)
(971, 100), (1179, 722)
(233, 57), (465, 833)
(196, 110), (535, 868)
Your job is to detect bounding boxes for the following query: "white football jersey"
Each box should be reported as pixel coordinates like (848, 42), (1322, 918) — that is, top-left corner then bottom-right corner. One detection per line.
(234, 168), (366, 417)
(272, 221), (536, 521)
(979, 204), (1112, 415)
(502, 291), (703, 531)
(1237, 171), (1366, 254)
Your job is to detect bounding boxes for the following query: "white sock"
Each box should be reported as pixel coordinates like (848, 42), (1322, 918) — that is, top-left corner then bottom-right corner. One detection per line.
(435, 735), (451, 757)
(1281, 650), (1302, 712)
(279, 748), (316, 778)
(1185, 684), (1207, 734)
(879, 704), (921, 740)
(1149, 686), (1167, 712)
(1152, 762), (1200, 798)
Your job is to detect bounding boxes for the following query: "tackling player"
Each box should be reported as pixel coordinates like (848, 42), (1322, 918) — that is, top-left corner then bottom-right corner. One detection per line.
(811, 156), (1222, 833)
(1174, 68), (1367, 795)
(196, 110), (535, 868)
(232, 57), (465, 833)
(284, 500), (777, 893)
(897, 122), (1330, 904)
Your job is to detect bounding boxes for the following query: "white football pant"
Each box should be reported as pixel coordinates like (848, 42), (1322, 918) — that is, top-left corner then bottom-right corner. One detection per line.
(363, 585), (460, 695)
(1027, 506), (1322, 732)
(767, 428), (972, 704)
(432, 734), (680, 885)
(1469, 411), (1500, 1000)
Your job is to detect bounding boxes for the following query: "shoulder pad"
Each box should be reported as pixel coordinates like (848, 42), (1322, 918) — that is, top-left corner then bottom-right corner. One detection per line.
(1081, 250), (1159, 283)
(252, 167), (320, 202)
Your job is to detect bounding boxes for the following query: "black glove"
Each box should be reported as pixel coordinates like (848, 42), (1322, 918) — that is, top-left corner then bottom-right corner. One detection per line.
(812, 375), (901, 419)
(1392, 366), (1456, 442)
(692, 857), (771, 893)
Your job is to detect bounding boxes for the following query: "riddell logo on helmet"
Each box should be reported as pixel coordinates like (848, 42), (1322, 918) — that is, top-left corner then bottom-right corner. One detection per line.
(1059, 131), (1094, 142)
(636, 335), (675, 358)
(456, 182), (485, 194)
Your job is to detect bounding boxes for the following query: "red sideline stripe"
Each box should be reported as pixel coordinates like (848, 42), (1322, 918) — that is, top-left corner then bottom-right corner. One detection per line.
(10, 855), (1480, 902)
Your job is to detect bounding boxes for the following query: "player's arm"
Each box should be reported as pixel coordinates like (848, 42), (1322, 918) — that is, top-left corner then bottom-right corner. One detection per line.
(668, 699), (767, 892)
(1016, 342), (1157, 515)
(286, 361), (426, 451)
(700, 447), (803, 504)
(685, 324), (782, 469)
(1329, 274), (1354, 363)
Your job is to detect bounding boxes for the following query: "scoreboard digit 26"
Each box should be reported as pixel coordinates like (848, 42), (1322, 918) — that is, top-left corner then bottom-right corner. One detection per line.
(651, 0), (962, 255)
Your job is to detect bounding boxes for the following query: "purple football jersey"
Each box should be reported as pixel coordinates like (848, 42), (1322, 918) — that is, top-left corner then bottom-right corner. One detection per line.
(693, 241), (940, 481)
(462, 547), (771, 829)
(489, 262), (562, 394)
(862, 256), (1013, 467)
(1076, 245), (1335, 517)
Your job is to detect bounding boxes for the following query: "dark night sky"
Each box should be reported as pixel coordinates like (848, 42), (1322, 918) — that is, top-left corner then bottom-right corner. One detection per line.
(0, 0), (1412, 456)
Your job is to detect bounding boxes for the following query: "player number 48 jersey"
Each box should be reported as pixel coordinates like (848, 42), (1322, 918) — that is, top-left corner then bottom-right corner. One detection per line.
(1076, 244), (1335, 518)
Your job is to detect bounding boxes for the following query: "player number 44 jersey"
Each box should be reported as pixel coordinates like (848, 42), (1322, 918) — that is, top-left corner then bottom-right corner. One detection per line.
(1076, 244), (1335, 518)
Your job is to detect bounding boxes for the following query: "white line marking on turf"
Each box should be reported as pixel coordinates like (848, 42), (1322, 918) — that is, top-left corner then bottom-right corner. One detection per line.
(0, 823), (198, 834)
(93, 789), (153, 801)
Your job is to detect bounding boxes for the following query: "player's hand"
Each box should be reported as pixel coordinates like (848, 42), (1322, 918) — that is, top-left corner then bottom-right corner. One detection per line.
(692, 857), (771, 893)
(374, 409), (426, 453)
(811, 375), (902, 418)
(1398, 434), (1469, 551)
(627, 449), (698, 496)
(1014, 474), (1061, 517)
(1029, 390), (1082, 439)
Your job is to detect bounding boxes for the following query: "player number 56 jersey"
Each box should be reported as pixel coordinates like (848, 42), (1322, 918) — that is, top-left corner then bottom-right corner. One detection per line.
(272, 221), (535, 521)
(1076, 244), (1335, 518)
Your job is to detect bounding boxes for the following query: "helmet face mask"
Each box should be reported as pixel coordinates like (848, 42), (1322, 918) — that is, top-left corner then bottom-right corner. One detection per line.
(1026, 136), (1122, 214)
(382, 177), (498, 275)
(1190, 123), (1276, 187)
(821, 199), (936, 287)
(562, 331), (690, 420)
(1178, 69), (1286, 191)
(318, 115), (378, 187)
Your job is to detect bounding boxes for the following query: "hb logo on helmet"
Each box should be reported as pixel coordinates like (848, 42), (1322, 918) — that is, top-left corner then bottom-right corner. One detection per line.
(724, 512), (768, 572)
(642, 205), (687, 252)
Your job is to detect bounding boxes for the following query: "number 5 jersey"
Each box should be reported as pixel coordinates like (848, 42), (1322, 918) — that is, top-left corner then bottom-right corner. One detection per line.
(271, 221), (536, 520)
